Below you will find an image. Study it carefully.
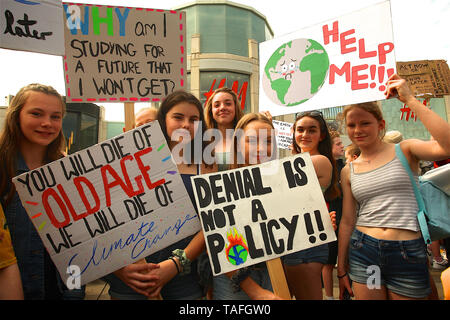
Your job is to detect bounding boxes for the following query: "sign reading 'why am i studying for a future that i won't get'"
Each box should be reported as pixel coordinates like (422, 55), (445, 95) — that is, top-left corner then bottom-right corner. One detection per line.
(12, 122), (201, 286)
(62, 3), (186, 103)
(191, 153), (336, 276)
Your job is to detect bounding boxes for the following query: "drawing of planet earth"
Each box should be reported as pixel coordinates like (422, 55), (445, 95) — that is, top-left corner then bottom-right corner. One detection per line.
(262, 38), (329, 106)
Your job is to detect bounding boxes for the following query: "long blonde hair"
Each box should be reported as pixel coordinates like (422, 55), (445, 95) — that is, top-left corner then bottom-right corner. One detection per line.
(0, 84), (66, 205)
(204, 87), (244, 129)
(230, 113), (275, 170)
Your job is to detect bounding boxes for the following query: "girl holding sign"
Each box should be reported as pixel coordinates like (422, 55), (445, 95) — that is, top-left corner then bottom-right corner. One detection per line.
(282, 110), (340, 300)
(212, 112), (282, 300)
(113, 90), (217, 300)
(337, 74), (450, 300)
(0, 84), (66, 299)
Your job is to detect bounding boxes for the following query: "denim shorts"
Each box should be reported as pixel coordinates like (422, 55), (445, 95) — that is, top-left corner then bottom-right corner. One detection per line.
(281, 243), (329, 266)
(349, 228), (431, 299)
(212, 266), (272, 300)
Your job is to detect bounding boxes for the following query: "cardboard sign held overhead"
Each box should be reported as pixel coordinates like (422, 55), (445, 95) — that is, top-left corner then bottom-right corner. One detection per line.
(191, 153), (336, 276)
(62, 3), (187, 103)
(12, 122), (200, 286)
(0, 0), (65, 55)
(259, 0), (396, 116)
(396, 60), (450, 97)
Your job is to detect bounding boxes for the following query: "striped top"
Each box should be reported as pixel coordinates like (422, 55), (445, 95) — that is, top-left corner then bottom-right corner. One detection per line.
(350, 155), (420, 231)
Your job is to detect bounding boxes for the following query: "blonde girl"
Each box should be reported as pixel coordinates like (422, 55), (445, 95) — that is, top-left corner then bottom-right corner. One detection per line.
(337, 74), (450, 300)
(0, 84), (66, 299)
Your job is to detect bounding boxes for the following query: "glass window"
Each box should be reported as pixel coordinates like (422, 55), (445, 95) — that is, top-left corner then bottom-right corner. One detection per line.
(200, 71), (251, 114)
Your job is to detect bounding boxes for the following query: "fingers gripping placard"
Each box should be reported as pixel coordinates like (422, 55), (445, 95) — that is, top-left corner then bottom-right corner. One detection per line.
(191, 153), (336, 276)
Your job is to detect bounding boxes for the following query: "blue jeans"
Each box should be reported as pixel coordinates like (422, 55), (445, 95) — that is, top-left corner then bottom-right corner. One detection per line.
(349, 228), (431, 298)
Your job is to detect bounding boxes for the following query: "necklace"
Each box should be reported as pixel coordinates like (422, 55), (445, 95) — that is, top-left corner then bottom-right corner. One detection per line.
(359, 143), (385, 164)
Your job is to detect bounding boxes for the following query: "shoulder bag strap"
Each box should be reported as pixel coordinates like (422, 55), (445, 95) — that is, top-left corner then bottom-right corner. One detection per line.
(394, 143), (431, 244)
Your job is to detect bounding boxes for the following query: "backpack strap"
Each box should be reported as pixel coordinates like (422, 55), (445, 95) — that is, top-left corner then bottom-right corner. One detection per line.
(394, 143), (431, 244)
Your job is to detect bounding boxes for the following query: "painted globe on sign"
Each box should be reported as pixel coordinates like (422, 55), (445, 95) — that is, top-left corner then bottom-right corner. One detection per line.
(262, 38), (329, 106)
(227, 244), (248, 266)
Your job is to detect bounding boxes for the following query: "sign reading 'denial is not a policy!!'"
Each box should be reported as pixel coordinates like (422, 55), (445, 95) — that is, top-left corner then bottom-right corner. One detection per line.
(62, 3), (186, 103)
(259, 0), (396, 116)
(191, 153), (336, 276)
(12, 122), (200, 286)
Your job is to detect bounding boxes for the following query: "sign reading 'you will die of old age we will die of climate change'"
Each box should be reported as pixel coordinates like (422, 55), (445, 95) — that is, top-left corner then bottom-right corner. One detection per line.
(62, 3), (186, 103)
(191, 153), (336, 276)
(12, 122), (200, 286)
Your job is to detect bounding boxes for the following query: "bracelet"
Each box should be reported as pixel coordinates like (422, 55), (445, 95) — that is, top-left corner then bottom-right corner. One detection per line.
(337, 272), (348, 279)
(169, 257), (180, 274)
(230, 267), (251, 293)
(171, 249), (191, 275)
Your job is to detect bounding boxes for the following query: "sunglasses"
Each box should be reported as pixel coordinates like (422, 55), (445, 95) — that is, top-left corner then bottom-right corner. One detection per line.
(297, 110), (324, 118)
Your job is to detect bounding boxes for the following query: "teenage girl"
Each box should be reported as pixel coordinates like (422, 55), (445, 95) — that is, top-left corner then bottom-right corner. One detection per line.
(212, 112), (281, 300)
(282, 110), (340, 300)
(337, 74), (450, 300)
(0, 84), (66, 299)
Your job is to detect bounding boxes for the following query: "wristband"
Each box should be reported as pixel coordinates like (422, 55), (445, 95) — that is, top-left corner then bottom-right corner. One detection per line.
(169, 257), (180, 274)
(337, 272), (348, 279)
(171, 249), (191, 275)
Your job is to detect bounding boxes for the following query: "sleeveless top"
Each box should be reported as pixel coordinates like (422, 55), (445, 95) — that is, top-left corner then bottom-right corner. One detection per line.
(350, 155), (420, 232)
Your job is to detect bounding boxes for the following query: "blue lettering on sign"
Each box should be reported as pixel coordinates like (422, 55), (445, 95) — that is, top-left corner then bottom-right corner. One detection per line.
(14, 0), (40, 5)
(68, 214), (198, 276)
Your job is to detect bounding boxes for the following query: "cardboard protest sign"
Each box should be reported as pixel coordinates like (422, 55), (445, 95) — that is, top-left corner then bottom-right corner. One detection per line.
(259, 0), (396, 116)
(12, 122), (200, 286)
(0, 0), (64, 55)
(191, 153), (336, 276)
(397, 60), (450, 97)
(272, 120), (293, 150)
(62, 3), (186, 103)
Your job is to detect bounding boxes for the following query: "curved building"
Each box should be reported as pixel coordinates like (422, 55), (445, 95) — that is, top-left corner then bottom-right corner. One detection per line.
(173, 0), (274, 113)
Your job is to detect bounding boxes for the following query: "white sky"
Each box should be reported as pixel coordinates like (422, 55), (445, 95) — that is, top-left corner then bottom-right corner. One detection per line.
(1, 0), (449, 121)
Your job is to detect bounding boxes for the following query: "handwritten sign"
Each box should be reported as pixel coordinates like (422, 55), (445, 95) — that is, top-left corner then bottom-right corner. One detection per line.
(62, 3), (186, 103)
(191, 153), (336, 276)
(397, 60), (450, 97)
(259, 0), (396, 116)
(0, 0), (64, 55)
(273, 120), (293, 150)
(12, 122), (200, 286)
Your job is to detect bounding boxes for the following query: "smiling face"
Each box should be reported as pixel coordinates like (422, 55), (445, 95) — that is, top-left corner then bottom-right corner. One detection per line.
(19, 91), (63, 151)
(239, 120), (274, 166)
(165, 102), (200, 147)
(294, 116), (323, 155)
(211, 92), (236, 128)
(345, 107), (385, 147)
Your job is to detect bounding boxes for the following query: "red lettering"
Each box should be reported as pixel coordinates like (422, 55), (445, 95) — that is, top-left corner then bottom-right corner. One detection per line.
(358, 38), (377, 59)
(329, 62), (351, 84)
(101, 165), (133, 207)
(134, 148), (165, 190)
(340, 29), (356, 54)
(73, 177), (101, 218)
(42, 188), (70, 229)
(322, 21), (339, 45)
(378, 42), (394, 64)
(120, 155), (145, 196)
(231, 80), (248, 110)
(351, 64), (369, 90)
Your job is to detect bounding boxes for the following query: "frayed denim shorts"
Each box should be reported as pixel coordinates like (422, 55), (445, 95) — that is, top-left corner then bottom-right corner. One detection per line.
(281, 243), (329, 266)
(349, 228), (431, 299)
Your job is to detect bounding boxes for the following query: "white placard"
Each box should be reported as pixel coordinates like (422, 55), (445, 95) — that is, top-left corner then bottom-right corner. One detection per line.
(191, 153), (336, 276)
(12, 122), (200, 285)
(259, 0), (396, 116)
